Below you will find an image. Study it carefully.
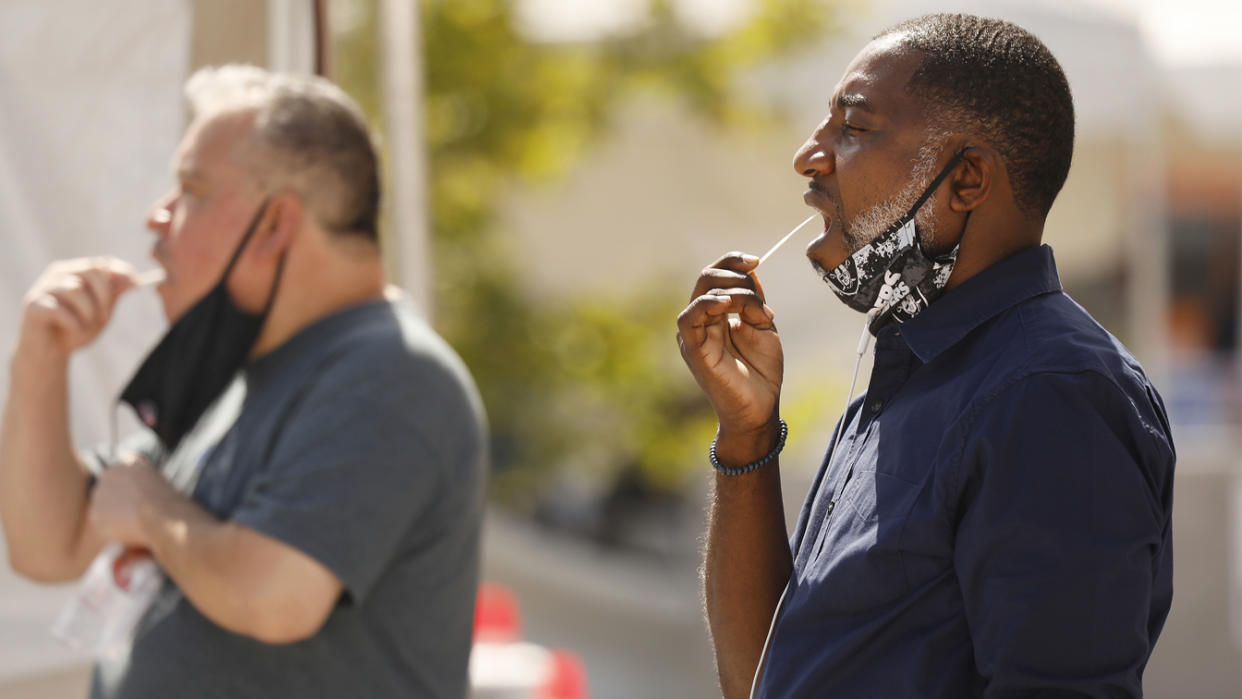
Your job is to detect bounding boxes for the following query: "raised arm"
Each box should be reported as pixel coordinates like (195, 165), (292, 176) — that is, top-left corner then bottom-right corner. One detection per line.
(677, 252), (793, 698)
(0, 258), (137, 581)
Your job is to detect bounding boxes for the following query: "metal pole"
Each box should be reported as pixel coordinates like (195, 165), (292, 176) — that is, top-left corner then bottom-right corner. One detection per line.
(1124, 67), (1170, 391)
(267, 0), (316, 74)
(379, 0), (432, 318)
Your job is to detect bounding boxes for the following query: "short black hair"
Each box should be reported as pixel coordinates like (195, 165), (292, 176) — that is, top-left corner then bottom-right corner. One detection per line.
(877, 14), (1075, 219)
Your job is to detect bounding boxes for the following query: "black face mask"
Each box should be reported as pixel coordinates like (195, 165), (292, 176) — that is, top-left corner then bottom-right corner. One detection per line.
(120, 201), (283, 452)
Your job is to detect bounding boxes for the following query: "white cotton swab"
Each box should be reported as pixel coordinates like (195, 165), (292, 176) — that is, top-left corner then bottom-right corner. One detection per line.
(726, 214), (818, 324)
(133, 269), (165, 287)
(757, 214), (818, 266)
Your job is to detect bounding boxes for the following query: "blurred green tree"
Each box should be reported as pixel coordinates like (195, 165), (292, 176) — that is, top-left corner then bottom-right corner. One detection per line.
(332, 0), (833, 507)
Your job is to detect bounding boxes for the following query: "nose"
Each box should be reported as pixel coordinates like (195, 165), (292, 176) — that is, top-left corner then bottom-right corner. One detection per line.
(145, 191), (175, 235)
(792, 120), (834, 178)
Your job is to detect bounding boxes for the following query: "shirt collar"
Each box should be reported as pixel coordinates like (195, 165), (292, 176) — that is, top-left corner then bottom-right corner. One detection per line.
(898, 244), (1062, 363)
(245, 297), (394, 390)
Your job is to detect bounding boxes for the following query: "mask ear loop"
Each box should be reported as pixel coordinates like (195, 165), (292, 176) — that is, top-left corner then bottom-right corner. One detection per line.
(865, 150), (968, 335)
(958, 209), (973, 252)
(231, 198), (288, 317)
(903, 148), (967, 230)
(221, 199), (272, 279)
(872, 147), (967, 256)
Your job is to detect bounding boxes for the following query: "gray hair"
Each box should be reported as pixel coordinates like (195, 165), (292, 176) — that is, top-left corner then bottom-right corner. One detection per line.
(184, 64), (381, 241)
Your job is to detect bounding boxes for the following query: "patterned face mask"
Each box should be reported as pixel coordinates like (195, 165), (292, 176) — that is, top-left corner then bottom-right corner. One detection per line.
(822, 150), (966, 334)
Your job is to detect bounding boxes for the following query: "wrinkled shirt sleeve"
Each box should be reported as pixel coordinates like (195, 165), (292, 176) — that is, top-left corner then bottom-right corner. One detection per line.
(951, 370), (1175, 698)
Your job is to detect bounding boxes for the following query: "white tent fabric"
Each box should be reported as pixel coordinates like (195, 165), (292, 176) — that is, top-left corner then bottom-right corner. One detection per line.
(0, 0), (190, 681)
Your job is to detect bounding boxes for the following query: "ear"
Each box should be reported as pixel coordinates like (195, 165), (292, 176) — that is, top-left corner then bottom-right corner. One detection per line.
(252, 193), (302, 259)
(947, 146), (996, 214)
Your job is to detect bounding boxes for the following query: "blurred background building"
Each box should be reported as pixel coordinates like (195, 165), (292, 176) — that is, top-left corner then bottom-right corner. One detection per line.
(0, 0), (1238, 697)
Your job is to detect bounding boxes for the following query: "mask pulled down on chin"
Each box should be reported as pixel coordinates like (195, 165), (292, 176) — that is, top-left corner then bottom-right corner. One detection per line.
(821, 149), (966, 334)
(119, 200), (283, 453)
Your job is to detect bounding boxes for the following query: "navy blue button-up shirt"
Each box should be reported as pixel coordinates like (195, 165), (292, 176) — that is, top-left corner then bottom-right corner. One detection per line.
(758, 245), (1175, 698)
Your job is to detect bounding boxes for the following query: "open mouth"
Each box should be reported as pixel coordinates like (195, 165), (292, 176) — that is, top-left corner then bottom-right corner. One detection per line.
(802, 181), (852, 278)
(803, 182), (835, 226)
(802, 196), (834, 237)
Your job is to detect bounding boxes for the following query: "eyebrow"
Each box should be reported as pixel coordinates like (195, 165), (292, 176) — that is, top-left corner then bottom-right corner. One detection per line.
(834, 93), (875, 112)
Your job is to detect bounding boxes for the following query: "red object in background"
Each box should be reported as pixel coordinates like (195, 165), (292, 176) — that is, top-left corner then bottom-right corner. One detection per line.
(474, 583), (522, 643)
(535, 650), (589, 699)
(110, 547), (150, 591)
(472, 583), (589, 698)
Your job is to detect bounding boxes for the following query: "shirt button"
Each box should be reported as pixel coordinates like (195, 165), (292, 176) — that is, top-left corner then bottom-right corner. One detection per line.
(870, 400), (883, 413)
(826, 501), (835, 515)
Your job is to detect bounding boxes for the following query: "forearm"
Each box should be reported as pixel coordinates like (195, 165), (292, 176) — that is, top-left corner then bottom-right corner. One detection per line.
(139, 493), (328, 643)
(0, 346), (96, 580)
(138, 492), (262, 636)
(704, 427), (794, 699)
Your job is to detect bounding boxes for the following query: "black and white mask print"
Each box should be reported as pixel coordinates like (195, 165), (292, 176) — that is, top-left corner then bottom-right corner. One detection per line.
(822, 216), (958, 332)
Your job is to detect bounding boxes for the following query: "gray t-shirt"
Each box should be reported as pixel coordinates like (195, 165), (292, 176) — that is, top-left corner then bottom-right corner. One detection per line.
(89, 297), (487, 699)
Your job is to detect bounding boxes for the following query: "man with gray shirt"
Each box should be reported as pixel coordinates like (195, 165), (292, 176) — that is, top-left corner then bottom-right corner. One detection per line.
(0, 65), (487, 698)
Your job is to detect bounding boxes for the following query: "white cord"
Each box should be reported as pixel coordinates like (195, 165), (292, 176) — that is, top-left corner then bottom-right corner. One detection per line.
(747, 310), (876, 698)
(843, 310), (877, 419)
(747, 582), (789, 699)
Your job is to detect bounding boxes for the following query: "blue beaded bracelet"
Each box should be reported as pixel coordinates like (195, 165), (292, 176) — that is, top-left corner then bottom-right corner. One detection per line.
(709, 419), (788, 476)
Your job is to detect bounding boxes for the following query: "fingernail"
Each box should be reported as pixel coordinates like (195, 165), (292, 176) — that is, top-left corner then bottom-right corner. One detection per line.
(763, 304), (775, 319)
(742, 254), (760, 265)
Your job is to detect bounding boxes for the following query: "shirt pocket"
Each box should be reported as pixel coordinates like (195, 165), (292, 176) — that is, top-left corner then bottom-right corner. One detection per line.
(805, 469), (920, 614)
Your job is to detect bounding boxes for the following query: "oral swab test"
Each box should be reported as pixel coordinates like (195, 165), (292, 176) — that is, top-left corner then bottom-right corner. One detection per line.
(133, 269), (165, 287)
(757, 214), (818, 266)
(727, 214), (818, 323)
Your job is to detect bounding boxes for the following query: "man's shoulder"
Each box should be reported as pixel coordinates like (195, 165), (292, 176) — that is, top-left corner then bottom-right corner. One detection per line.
(1009, 291), (1151, 390)
(252, 297), (486, 448)
(316, 297), (441, 362)
(961, 291), (1169, 443)
(244, 297), (487, 479)
(945, 288), (1140, 385)
(937, 294), (1174, 510)
(306, 298), (477, 397)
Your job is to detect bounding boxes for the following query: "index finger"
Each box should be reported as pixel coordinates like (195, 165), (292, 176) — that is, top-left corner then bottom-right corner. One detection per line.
(99, 258), (139, 294)
(691, 267), (755, 302)
(79, 259), (139, 319)
(707, 251), (761, 274)
(700, 251), (767, 302)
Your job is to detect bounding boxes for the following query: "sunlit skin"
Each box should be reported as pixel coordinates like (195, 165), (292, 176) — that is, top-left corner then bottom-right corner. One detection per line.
(677, 34), (1044, 698)
(146, 110), (387, 359)
(797, 37), (954, 267)
(794, 34), (1040, 286)
(146, 111), (270, 323)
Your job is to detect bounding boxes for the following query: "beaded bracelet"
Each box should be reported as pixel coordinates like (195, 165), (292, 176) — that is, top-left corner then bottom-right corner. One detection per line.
(709, 419), (788, 476)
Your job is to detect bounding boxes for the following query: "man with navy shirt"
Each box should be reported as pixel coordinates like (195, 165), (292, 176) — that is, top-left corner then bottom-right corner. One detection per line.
(677, 14), (1174, 698)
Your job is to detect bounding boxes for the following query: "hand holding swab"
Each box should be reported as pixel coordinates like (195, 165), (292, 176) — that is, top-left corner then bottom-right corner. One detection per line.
(757, 215), (818, 266)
